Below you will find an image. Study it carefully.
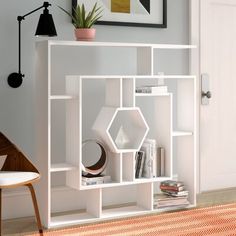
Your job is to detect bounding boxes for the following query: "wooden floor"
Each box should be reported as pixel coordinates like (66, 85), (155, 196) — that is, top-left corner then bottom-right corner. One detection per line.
(3, 188), (236, 236)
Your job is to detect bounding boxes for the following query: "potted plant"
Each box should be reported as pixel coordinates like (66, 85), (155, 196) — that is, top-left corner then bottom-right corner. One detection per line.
(58, 3), (103, 41)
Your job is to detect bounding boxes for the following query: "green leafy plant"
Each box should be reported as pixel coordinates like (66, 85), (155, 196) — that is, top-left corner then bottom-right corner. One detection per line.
(58, 2), (103, 28)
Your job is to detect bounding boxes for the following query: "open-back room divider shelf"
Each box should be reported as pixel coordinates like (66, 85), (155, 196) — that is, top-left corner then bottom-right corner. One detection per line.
(35, 41), (196, 228)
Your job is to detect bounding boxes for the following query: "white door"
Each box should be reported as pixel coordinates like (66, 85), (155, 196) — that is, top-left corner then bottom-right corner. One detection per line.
(200, 0), (236, 191)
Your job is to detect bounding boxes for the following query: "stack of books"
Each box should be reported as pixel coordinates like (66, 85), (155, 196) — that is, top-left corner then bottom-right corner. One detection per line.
(153, 180), (189, 208)
(153, 194), (189, 209)
(136, 85), (168, 94)
(160, 180), (189, 197)
(82, 175), (111, 186)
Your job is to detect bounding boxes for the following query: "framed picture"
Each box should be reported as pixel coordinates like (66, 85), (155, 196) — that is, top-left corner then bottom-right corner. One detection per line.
(72, 0), (167, 28)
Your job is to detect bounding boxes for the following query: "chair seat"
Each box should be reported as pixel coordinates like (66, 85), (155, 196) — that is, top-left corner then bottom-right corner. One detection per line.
(0, 171), (40, 187)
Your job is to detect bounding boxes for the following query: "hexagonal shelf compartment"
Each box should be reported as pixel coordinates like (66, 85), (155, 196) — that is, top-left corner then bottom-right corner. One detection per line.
(92, 107), (149, 153)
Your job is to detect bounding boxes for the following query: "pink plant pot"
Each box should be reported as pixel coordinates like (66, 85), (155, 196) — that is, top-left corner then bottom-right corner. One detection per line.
(74, 28), (96, 41)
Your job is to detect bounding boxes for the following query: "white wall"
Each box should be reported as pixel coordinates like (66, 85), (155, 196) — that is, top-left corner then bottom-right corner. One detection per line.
(0, 0), (189, 219)
(0, 0), (189, 159)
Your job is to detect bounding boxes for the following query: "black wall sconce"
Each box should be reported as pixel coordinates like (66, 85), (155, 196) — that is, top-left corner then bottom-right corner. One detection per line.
(8, 2), (57, 88)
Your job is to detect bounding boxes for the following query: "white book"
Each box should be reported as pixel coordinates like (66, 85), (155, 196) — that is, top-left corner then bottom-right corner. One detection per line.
(144, 139), (157, 177)
(141, 142), (152, 178)
(136, 86), (168, 94)
(157, 147), (165, 177)
(160, 147), (165, 176)
(82, 175), (111, 183)
(82, 180), (104, 186)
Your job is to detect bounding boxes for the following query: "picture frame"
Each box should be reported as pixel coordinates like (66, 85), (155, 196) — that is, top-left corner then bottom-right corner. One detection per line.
(72, 0), (167, 28)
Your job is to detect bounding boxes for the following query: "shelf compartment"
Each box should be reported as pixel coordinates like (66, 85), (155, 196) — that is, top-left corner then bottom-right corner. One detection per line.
(105, 78), (122, 107)
(50, 212), (97, 228)
(123, 78), (135, 107)
(50, 163), (78, 172)
(51, 172), (81, 192)
(51, 188), (101, 227)
(102, 183), (152, 218)
(136, 95), (173, 179)
(93, 107), (149, 153)
(50, 92), (80, 189)
(102, 205), (149, 219)
(175, 137), (196, 206)
(80, 151), (122, 189)
(122, 152), (135, 182)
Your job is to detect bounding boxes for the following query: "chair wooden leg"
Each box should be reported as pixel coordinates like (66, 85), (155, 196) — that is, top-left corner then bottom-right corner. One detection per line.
(26, 184), (43, 234)
(0, 189), (2, 236)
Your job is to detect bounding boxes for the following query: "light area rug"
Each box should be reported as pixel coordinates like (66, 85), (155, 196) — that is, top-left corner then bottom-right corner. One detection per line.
(28, 203), (236, 236)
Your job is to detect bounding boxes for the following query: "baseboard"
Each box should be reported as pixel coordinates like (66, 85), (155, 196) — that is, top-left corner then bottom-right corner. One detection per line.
(2, 186), (76, 220)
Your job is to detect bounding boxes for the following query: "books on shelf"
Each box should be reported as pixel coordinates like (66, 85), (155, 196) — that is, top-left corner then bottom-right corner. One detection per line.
(154, 180), (189, 208)
(162, 190), (189, 197)
(82, 175), (111, 186)
(141, 139), (157, 178)
(135, 139), (165, 179)
(160, 185), (185, 192)
(157, 147), (165, 177)
(160, 180), (184, 187)
(135, 151), (145, 178)
(153, 194), (189, 208)
(136, 85), (168, 94)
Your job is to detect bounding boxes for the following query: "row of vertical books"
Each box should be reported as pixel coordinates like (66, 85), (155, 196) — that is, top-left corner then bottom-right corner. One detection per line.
(135, 139), (165, 179)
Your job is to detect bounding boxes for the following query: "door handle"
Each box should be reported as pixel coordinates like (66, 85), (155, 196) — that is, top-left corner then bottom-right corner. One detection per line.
(201, 74), (212, 105)
(202, 91), (212, 99)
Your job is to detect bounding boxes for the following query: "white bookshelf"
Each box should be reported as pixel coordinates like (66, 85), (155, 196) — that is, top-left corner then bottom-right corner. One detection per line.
(35, 40), (196, 228)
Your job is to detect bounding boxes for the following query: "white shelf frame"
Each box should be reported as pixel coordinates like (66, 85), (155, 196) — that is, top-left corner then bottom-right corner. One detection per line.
(49, 95), (76, 100)
(172, 131), (193, 137)
(47, 40), (197, 49)
(35, 40), (197, 229)
(50, 163), (78, 173)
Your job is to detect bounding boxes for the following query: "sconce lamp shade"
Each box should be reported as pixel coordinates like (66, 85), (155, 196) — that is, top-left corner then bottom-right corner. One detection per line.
(35, 9), (57, 36)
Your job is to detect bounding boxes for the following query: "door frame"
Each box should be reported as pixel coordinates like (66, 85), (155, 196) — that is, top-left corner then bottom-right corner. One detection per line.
(189, 0), (201, 193)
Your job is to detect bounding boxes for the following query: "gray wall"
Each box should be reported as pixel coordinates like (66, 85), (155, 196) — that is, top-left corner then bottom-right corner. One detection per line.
(0, 0), (189, 161)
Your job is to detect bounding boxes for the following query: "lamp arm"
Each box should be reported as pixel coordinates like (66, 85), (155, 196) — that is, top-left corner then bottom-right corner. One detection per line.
(19, 2), (51, 21)
(18, 20), (23, 76)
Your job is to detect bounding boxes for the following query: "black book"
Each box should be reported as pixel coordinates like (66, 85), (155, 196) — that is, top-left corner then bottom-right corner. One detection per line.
(135, 151), (145, 178)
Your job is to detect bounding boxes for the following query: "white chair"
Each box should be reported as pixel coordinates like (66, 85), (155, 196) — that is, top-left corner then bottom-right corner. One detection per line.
(0, 132), (43, 234)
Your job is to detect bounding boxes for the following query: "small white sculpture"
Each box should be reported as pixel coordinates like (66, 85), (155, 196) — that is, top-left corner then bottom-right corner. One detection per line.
(115, 126), (130, 148)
